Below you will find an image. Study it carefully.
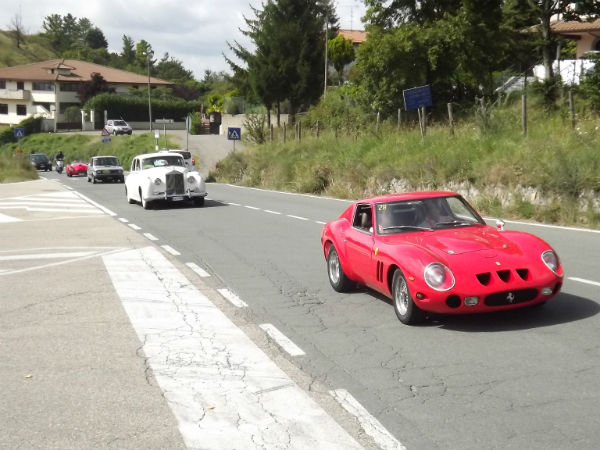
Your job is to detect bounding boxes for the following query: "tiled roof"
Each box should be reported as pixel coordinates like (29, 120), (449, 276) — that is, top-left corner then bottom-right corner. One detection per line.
(338, 29), (367, 44)
(551, 18), (600, 34)
(0, 59), (173, 85)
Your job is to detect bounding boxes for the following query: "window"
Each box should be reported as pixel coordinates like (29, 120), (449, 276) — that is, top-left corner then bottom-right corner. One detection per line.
(16, 104), (27, 115)
(0, 80), (6, 89)
(60, 83), (79, 92)
(0, 103), (8, 114)
(32, 82), (53, 91)
(353, 203), (373, 232)
(17, 81), (24, 90)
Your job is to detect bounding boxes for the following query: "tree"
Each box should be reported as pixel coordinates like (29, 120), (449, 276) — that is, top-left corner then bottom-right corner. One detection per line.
(77, 73), (115, 104)
(121, 35), (136, 65)
(226, 0), (338, 124)
(8, 8), (26, 49)
(135, 40), (155, 70)
(155, 53), (194, 83)
(328, 35), (355, 84)
(527, 1), (600, 81)
(85, 27), (108, 49)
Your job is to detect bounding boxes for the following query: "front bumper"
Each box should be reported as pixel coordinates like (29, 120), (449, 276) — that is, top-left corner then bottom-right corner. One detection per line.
(145, 190), (207, 202)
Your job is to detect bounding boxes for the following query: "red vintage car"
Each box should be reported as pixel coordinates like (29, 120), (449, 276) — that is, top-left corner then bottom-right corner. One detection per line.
(66, 160), (88, 177)
(320, 192), (563, 325)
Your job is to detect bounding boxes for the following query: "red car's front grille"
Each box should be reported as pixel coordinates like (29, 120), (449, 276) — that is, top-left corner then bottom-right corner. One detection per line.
(476, 268), (530, 286)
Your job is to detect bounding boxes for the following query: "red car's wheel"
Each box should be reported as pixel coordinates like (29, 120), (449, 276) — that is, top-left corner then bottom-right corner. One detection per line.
(327, 245), (353, 292)
(392, 269), (425, 325)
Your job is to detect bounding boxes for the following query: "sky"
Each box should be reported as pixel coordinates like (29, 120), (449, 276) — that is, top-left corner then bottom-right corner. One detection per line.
(0, 0), (367, 81)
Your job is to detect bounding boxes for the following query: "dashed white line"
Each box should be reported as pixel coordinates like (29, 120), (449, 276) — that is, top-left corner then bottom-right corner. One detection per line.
(244, 205), (260, 210)
(259, 324), (305, 357)
(287, 214), (309, 221)
(143, 232), (159, 241)
(568, 277), (600, 287)
(329, 389), (406, 450)
(161, 245), (181, 256)
(315, 220), (326, 225)
(73, 191), (117, 216)
(264, 209), (281, 215)
(119, 217), (129, 223)
(217, 288), (248, 308)
(227, 202), (241, 206)
(128, 223), (141, 231)
(186, 262), (210, 278)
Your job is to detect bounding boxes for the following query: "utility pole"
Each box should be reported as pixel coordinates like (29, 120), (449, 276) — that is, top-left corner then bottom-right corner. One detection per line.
(324, 16), (328, 96)
(146, 50), (153, 131)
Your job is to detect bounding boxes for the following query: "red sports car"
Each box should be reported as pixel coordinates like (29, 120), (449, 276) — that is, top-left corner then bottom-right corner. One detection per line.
(66, 160), (88, 177)
(320, 192), (563, 325)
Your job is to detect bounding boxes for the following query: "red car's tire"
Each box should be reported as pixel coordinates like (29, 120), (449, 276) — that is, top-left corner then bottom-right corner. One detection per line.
(392, 269), (425, 325)
(327, 245), (354, 292)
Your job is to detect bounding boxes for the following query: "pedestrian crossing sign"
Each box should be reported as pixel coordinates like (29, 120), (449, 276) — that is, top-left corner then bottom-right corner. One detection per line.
(227, 127), (241, 140)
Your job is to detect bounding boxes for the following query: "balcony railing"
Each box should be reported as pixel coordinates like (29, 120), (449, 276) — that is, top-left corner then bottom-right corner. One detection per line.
(0, 89), (31, 100)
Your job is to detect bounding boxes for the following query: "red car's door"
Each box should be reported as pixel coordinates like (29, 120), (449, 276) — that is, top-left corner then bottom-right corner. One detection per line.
(344, 204), (377, 285)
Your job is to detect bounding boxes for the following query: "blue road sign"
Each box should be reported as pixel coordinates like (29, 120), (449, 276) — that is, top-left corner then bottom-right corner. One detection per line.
(227, 127), (241, 141)
(14, 128), (25, 139)
(403, 85), (433, 111)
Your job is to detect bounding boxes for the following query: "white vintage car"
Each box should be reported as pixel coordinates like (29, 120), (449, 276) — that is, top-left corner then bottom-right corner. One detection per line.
(125, 152), (207, 209)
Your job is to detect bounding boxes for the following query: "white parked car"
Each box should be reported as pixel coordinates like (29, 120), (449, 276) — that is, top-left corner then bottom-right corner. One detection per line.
(159, 149), (195, 169)
(125, 152), (207, 209)
(105, 119), (132, 135)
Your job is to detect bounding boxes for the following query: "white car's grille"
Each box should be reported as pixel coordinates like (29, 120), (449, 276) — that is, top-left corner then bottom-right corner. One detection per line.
(166, 172), (184, 195)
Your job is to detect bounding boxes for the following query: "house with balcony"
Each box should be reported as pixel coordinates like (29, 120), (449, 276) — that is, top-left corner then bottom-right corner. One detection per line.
(0, 59), (172, 127)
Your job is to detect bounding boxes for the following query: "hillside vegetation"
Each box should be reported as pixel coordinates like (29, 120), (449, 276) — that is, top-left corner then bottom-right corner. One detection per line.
(211, 98), (600, 229)
(0, 31), (57, 67)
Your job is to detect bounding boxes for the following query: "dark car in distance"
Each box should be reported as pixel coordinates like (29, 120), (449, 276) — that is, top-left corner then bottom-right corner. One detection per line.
(29, 153), (52, 171)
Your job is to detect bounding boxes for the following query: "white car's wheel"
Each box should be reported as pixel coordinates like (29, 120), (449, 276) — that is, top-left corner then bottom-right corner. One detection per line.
(140, 189), (151, 209)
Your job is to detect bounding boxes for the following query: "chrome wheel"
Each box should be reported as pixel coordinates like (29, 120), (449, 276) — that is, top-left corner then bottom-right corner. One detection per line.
(328, 249), (341, 285)
(391, 270), (424, 325)
(393, 274), (409, 317)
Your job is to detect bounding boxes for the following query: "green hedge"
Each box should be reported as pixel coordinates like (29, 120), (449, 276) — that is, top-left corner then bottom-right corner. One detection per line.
(84, 93), (203, 126)
(0, 116), (43, 145)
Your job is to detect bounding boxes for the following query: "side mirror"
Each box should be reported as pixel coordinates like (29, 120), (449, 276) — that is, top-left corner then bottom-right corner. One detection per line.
(496, 219), (505, 231)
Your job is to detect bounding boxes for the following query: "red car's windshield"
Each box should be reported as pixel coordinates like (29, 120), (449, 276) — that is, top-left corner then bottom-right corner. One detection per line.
(375, 196), (485, 235)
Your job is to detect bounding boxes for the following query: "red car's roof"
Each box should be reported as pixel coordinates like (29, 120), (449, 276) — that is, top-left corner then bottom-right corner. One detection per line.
(356, 191), (459, 204)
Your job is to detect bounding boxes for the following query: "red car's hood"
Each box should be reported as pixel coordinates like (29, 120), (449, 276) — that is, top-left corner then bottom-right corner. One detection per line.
(388, 226), (518, 258)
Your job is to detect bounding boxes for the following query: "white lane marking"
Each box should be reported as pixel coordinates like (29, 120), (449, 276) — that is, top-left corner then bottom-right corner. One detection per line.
(72, 191), (117, 216)
(227, 202), (241, 206)
(0, 251), (95, 261)
(259, 324), (305, 357)
(185, 262), (210, 278)
(315, 220), (326, 225)
(0, 213), (21, 223)
(568, 277), (600, 287)
(128, 224), (142, 231)
(103, 247), (363, 450)
(330, 389), (406, 450)
(143, 233), (159, 241)
(161, 245), (180, 256)
(0, 247), (126, 276)
(0, 205), (102, 214)
(264, 209), (281, 215)
(217, 288), (248, 308)
(244, 205), (260, 210)
(484, 216), (600, 235)
(119, 217), (129, 223)
(224, 183), (352, 203)
(287, 214), (309, 221)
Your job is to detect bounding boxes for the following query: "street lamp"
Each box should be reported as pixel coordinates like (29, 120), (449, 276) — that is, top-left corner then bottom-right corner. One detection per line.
(146, 50), (154, 131)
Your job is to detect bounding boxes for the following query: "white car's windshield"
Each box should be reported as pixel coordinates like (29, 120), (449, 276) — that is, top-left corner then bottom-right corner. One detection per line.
(114, 120), (128, 126)
(141, 156), (184, 169)
(95, 157), (119, 166)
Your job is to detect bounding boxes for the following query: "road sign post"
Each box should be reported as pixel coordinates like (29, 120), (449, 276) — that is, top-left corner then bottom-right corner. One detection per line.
(101, 127), (111, 143)
(403, 85), (432, 141)
(227, 127), (241, 151)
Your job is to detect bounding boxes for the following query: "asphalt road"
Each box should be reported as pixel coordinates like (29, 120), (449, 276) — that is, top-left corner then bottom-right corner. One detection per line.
(3, 171), (600, 450)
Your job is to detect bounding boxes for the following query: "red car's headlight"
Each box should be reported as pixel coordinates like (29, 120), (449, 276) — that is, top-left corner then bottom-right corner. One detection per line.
(424, 262), (455, 291)
(541, 250), (560, 275)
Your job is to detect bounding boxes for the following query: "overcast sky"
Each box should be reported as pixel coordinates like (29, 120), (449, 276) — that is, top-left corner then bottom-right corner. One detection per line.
(0, 1), (367, 80)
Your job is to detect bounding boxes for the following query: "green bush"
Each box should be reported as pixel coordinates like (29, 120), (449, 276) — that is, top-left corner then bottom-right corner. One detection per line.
(0, 116), (43, 145)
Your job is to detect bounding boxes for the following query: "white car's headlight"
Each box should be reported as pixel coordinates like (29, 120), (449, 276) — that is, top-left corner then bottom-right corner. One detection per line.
(187, 176), (196, 183)
(424, 262), (455, 291)
(541, 250), (560, 274)
(154, 178), (162, 185)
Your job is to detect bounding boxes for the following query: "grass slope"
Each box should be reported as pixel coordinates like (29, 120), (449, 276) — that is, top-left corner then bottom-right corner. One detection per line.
(0, 31), (57, 67)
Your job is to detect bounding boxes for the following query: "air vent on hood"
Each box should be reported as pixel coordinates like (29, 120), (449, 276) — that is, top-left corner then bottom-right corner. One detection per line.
(476, 272), (491, 285)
